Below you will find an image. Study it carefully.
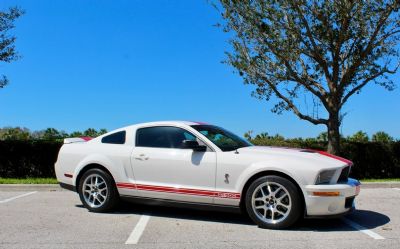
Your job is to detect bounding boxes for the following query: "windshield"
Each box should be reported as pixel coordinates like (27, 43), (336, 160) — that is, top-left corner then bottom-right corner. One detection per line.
(191, 125), (253, 152)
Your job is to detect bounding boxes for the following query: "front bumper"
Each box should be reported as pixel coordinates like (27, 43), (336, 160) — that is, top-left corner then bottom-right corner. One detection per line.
(304, 178), (360, 216)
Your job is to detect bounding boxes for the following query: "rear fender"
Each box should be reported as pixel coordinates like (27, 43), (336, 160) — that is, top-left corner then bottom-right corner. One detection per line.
(73, 154), (122, 187)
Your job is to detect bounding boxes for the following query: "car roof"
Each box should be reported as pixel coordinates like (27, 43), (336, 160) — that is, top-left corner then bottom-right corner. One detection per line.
(119, 121), (210, 130)
(85, 121), (215, 143)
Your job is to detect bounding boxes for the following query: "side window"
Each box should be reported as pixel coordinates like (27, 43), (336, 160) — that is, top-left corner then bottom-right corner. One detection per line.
(183, 132), (196, 141)
(136, 127), (171, 148)
(136, 126), (198, 149)
(199, 130), (235, 148)
(101, 131), (126, 144)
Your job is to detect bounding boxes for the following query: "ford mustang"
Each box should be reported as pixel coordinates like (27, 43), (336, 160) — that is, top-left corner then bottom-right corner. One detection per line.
(55, 121), (360, 229)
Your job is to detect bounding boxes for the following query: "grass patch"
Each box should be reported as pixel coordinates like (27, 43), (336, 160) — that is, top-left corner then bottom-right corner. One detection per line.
(0, 177), (399, 184)
(360, 178), (400, 182)
(0, 178), (58, 184)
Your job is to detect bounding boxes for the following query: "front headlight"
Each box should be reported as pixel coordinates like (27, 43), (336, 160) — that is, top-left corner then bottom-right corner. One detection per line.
(315, 169), (337, 184)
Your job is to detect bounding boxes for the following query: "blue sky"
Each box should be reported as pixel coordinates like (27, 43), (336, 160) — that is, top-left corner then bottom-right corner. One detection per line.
(0, 0), (399, 138)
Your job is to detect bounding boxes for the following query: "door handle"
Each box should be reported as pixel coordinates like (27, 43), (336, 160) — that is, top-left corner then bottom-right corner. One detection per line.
(134, 154), (149, 161)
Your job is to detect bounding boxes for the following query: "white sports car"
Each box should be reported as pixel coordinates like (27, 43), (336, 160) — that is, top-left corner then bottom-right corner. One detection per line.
(55, 121), (360, 229)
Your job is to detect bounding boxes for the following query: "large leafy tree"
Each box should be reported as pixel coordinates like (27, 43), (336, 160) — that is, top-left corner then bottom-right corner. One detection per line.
(217, 0), (400, 154)
(0, 7), (24, 88)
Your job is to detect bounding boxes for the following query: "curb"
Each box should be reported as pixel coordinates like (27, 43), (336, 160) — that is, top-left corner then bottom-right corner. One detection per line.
(1, 182), (400, 191)
(0, 184), (63, 191)
(359, 182), (400, 189)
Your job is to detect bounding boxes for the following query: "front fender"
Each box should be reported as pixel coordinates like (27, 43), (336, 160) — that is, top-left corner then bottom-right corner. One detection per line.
(235, 162), (307, 196)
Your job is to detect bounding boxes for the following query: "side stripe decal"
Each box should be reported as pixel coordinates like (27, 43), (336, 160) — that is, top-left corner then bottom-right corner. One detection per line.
(116, 183), (241, 199)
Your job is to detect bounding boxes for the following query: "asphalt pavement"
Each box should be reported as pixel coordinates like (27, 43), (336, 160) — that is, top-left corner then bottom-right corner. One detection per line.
(1, 186), (399, 249)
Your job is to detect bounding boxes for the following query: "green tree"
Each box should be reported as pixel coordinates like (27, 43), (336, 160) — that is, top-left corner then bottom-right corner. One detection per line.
(244, 130), (253, 140)
(98, 128), (108, 136)
(83, 128), (98, 137)
(0, 7), (24, 88)
(348, 130), (369, 143)
(0, 127), (30, 140)
(31, 130), (45, 139)
(41, 128), (67, 140)
(82, 128), (107, 137)
(372, 131), (394, 143)
(255, 132), (269, 139)
(317, 132), (328, 143)
(217, 0), (400, 154)
(69, 131), (84, 137)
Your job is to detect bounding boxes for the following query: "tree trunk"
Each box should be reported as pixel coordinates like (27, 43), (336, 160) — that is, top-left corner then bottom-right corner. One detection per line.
(327, 112), (340, 155)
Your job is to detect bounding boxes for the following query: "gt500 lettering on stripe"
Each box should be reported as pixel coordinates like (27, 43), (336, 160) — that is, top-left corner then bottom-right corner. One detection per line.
(216, 192), (241, 199)
(117, 183), (240, 199)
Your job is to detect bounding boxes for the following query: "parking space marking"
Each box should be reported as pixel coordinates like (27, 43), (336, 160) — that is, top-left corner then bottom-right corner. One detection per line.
(394, 188), (400, 191)
(342, 218), (384, 240)
(0, 191), (37, 203)
(125, 214), (151, 245)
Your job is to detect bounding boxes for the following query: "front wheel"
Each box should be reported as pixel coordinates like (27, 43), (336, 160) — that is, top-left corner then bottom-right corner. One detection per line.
(245, 175), (302, 229)
(78, 168), (119, 212)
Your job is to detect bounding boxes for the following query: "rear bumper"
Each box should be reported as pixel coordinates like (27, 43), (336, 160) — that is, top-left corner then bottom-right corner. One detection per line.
(304, 178), (360, 216)
(59, 182), (76, 192)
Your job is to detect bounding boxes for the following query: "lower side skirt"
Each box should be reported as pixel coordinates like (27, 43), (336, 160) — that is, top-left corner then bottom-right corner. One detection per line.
(120, 195), (241, 214)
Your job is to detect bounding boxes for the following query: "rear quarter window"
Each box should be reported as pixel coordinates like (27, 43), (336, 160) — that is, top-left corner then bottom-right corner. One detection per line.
(101, 131), (126, 144)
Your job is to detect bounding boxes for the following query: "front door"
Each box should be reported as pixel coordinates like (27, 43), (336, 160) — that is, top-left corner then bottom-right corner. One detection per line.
(131, 126), (216, 204)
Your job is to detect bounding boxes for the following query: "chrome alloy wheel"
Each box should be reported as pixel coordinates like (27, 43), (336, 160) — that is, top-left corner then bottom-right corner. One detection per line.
(251, 182), (292, 224)
(82, 174), (108, 208)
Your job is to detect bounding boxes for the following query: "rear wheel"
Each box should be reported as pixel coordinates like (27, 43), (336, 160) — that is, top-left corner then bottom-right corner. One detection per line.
(78, 168), (119, 212)
(245, 175), (301, 229)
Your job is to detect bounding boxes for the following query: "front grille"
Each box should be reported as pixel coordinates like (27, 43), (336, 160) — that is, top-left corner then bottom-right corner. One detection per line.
(345, 196), (355, 208)
(337, 166), (351, 183)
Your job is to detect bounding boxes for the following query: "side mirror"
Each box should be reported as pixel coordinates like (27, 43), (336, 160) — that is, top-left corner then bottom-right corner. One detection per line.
(181, 140), (207, 152)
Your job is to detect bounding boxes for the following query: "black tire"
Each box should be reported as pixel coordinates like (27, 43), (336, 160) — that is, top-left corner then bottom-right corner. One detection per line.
(78, 168), (119, 212)
(245, 175), (302, 229)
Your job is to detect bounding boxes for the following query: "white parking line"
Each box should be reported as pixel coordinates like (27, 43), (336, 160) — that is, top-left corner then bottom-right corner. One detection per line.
(393, 188), (400, 191)
(125, 214), (151, 245)
(0, 191), (37, 203)
(342, 218), (384, 240)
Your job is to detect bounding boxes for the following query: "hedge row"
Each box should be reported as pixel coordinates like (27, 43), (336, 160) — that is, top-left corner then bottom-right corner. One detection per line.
(340, 142), (400, 179)
(0, 141), (62, 178)
(0, 140), (399, 179)
(249, 139), (400, 179)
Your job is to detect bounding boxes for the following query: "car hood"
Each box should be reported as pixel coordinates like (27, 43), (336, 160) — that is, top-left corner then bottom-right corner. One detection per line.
(237, 146), (351, 169)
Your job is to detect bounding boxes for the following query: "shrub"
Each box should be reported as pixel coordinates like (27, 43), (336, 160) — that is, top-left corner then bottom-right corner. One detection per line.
(249, 136), (400, 179)
(340, 142), (400, 179)
(0, 138), (399, 179)
(0, 140), (62, 178)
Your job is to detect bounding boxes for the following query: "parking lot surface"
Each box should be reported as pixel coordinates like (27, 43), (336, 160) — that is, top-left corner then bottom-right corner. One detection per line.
(1, 187), (399, 249)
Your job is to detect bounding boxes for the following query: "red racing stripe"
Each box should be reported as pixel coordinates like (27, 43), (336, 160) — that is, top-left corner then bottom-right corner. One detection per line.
(316, 150), (353, 165)
(80, 136), (92, 141)
(116, 182), (240, 199)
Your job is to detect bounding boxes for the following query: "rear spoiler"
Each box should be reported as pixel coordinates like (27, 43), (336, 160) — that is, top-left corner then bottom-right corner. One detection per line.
(64, 137), (93, 144)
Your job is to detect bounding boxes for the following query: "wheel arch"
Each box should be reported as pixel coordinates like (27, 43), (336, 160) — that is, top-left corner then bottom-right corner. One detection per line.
(75, 163), (115, 192)
(239, 170), (306, 214)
